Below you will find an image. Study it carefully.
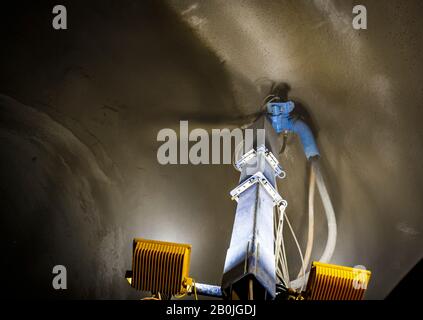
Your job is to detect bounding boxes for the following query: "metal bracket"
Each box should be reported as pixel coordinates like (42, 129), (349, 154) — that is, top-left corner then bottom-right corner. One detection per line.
(263, 148), (286, 179)
(235, 147), (286, 179)
(234, 148), (256, 171)
(230, 172), (286, 207)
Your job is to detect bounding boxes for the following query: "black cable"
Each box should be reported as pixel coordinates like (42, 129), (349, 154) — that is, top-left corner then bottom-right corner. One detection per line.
(279, 131), (288, 155)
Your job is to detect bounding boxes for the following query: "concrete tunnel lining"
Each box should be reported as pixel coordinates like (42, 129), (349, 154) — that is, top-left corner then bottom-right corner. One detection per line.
(0, 0), (422, 299)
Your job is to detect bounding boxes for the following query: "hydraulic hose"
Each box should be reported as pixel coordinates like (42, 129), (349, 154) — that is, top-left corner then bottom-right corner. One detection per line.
(313, 158), (337, 263)
(290, 157), (337, 289)
(297, 162), (316, 279)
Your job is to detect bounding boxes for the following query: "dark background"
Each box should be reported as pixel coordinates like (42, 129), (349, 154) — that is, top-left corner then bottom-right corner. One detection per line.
(0, 0), (422, 299)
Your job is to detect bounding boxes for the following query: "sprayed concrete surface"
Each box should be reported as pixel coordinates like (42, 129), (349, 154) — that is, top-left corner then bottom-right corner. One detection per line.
(0, 0), (422, 299)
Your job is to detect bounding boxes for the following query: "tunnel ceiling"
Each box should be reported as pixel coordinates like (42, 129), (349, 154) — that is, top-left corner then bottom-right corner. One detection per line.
(0, 0), (422, 299)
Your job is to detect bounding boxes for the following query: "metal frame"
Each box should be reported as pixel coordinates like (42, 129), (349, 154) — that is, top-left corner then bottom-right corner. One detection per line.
(221, 116), (285, 300)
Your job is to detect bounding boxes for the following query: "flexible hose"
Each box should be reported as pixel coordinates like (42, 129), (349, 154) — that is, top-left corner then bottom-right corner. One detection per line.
(290, 157), (337, 290)
(312, 158), (337, 263)
(296, 163), (316, 279)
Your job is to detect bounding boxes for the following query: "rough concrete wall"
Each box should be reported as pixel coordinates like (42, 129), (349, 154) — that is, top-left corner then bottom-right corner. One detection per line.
(0, 0), (422, 299)
(169, 0), (423, 299)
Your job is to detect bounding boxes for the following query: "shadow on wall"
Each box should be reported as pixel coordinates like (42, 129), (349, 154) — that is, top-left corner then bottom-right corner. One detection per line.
(0, 0), (257, 299)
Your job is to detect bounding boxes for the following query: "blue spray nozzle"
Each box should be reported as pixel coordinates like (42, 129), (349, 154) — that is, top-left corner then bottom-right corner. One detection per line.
(266, 100), (320, 159)
(267, 101), (295, 116)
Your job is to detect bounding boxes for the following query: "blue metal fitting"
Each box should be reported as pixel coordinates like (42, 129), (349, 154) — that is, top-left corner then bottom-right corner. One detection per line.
(194, 283), (223, 298)
(266, 101), (320, 159)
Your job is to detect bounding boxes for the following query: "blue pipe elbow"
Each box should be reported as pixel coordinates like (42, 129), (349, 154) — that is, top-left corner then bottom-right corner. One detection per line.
(267, 101), (320, 159)
(292, 119), (320, 159)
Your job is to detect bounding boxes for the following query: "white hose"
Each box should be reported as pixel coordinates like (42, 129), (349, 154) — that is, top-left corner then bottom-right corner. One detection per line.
(296, 163), (316, 279)
(289, 158), (337, 290)
(313, 159), (337, 263)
